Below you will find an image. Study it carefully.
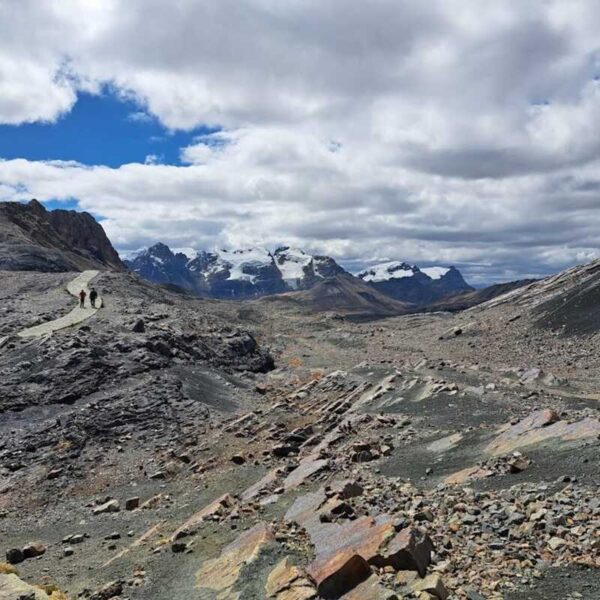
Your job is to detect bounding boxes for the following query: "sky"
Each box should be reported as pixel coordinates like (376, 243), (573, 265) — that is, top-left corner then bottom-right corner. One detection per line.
(1, 1), (600, 285)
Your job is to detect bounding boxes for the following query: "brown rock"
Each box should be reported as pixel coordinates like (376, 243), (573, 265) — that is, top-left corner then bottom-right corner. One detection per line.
(89, 580), (124, 600)
(308, 516), (396, 598)
(22, 542), (46, 559)
(411, 574), (449, 600)
(312, 554), (371, 599)
(376, 527), (434, 577)
(265, 556), (317, 600)
(326, 479), (364, 500)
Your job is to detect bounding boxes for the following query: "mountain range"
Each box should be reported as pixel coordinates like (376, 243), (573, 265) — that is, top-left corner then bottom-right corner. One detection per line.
(126, 242), (473, 304)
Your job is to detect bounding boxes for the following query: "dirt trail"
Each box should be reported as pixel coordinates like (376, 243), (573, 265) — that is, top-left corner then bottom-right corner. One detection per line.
(17, 270), (102, 338)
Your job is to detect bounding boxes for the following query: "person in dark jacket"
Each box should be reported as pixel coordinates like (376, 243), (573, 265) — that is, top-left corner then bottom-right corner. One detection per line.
(89, 288), (98, 308)
(79, 289), (86, 308)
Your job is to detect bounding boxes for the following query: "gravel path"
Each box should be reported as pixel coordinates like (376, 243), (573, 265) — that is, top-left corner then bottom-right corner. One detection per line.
(17, 270), (101, 338)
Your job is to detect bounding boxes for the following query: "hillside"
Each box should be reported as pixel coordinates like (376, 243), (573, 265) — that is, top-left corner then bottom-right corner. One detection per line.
(0, 199), (125, 272)
(260, 272), (413, 318)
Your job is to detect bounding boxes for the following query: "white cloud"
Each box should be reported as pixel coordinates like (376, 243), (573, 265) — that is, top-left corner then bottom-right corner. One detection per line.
(2, 1), (600, 284)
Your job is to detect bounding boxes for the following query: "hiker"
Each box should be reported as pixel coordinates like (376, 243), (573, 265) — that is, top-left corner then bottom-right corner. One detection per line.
(79, 289), (86, 308)
(89, 288), (98, 308)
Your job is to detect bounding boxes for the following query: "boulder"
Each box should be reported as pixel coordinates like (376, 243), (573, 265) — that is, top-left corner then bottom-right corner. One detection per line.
(375, 527), (434, 577)
(0, 573), (48, 599)
(265, 556), (317, 600)
(5, 549), (23, 565)
(411, 574), (449, 600)
(22, 543), (46, 559)
(93, 499), (120, 515)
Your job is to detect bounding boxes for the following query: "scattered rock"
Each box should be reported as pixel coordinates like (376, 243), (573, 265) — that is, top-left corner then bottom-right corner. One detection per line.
(125, 497), (140, 511)
(22, 542), (46, 559)
(93, 499), (120, 515)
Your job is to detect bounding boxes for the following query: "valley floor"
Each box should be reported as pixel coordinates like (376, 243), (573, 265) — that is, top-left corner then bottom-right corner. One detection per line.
(0, 270), (598, 599)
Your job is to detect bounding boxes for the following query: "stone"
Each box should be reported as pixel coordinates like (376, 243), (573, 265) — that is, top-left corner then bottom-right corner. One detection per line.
(125, 497), (140, 511)
(396, 570), (419, 586)
(272, 444), (298, 458)
(377, 527), (434, 577)
(308, 515), (396, 598)
(47, 467), (63, 480)
(326, 479), (364, 500)
(64, 546), (74, 557)
(0, 573), (48, 599)
(171, 541), (188, 553)
(340, 574), (395, 599)
(311, 554), (371, 599)
(93, 499), (120, 514)
(22, 542), (46, 559)
(548, 536), (566, 550)
(132, 319), (145, 333)
(411, 574), (449, 600)
(196, 522), (274, 599)
(265, 556), (316, 600)
(5, 548), (23, 565)
(508, 456), (530, 473)
(230, 454), (246, 465)
(89, 580), (123, 599)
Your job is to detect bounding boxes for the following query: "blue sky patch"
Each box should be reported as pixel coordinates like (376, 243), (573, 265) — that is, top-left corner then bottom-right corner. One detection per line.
(0, 90), (217, 167)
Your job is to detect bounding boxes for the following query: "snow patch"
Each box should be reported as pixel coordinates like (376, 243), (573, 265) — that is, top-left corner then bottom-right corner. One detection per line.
(358, 261), (418, 283)
(275, 247), (313, 289)
(421, 266), (450, 280)
(217, 247), (274, 283)
(173, 247), (197, 260)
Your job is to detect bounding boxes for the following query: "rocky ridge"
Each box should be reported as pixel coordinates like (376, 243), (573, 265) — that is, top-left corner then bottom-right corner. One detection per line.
(0, 200), (124, 272)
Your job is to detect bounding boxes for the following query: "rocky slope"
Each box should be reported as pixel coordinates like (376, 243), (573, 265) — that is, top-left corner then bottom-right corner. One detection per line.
(259, 273), (414, 320)
(357, 262), (473, 304)
(126, 244), (349, 299)
(0, 200), (125, 272)
(0, 258), (598, 600)
(423, 279), (537, 313)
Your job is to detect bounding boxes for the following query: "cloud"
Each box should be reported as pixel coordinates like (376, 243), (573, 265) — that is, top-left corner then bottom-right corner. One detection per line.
(2, 1), (600, 284)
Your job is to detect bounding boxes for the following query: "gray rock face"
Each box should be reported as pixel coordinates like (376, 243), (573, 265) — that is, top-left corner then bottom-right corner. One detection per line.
(0, 199), (125, 272)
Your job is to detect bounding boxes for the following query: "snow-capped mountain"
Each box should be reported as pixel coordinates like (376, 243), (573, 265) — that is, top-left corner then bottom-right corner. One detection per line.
(126, 244), (473, 304)
(125, 244), (348, 299)
(357, 261), (473, 304)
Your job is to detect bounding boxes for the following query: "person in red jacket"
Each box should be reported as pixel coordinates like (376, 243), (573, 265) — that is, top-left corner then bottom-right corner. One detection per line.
(79, 289), (86, 308)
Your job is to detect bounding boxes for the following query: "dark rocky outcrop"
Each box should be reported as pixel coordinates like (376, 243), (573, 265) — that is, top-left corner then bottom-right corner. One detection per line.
(0, 199), (125, 272)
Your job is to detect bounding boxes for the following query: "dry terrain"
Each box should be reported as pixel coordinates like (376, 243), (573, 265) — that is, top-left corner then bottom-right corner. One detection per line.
(0, 267), (598, 600)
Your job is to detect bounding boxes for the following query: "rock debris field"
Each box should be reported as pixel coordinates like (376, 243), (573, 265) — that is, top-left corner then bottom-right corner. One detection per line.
(0, 268), (598, 599)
